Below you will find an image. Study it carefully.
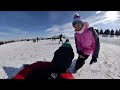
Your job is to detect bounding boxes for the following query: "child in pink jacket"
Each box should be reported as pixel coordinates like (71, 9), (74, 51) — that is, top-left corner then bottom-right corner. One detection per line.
(72, 13), (100, 73)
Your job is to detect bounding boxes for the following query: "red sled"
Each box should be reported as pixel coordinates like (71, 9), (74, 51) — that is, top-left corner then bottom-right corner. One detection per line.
(12, 61), (74, 79)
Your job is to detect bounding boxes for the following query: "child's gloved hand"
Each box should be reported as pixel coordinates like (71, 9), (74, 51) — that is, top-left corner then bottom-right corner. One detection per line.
(79, 55), (85, 58)
(77, 50), (86, 57)
(90, 57), (97, 65)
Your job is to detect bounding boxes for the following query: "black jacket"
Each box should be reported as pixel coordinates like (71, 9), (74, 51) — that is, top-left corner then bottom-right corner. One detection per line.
(50, 46), (74, 73)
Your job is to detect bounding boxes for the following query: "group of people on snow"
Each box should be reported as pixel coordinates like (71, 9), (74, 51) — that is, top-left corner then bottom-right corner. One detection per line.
(29, 13), (100, 79)
(33, 37), (40, 43)
(49, 13), (100, 78)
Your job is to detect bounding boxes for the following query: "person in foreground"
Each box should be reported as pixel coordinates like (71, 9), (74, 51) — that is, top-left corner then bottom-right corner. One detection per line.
(49, 39), (74, 79)
(72, 13), (100, 73)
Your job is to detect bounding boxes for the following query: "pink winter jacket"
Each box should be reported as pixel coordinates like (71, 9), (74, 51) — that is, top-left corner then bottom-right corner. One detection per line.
(74, 22), (100, 58)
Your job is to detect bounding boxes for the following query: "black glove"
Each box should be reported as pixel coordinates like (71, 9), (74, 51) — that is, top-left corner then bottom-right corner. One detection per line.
(90, 57), (97, 65)
(77, 50), (86, 57)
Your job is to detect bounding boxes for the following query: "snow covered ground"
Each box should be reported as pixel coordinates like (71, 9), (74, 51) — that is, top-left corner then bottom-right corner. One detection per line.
(0, 36), (120, 79)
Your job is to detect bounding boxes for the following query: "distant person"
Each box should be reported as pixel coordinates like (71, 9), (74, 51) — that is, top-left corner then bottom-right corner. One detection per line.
(59, 34), (63, 44)
(52, 37), (54, 41)
(52, 37), (56, 41)
(33, 38), (36, 43)
(49, 39), (74, 78)
(72, 13), (100, 73)
(36, 37), (39, 42)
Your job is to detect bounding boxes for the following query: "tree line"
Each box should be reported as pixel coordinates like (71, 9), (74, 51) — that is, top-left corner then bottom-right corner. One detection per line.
(95, 29), (120, 36)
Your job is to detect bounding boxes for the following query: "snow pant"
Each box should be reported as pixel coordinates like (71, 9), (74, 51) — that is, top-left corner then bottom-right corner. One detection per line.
(75, 55), (89, 70)
(59, 40), (63, 44)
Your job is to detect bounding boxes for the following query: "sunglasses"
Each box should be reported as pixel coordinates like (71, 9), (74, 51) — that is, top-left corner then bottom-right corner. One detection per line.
(72, 21), (83, 27)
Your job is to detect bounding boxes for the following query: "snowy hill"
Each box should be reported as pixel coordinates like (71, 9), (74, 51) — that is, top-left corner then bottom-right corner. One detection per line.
(0, 37), (120, 79)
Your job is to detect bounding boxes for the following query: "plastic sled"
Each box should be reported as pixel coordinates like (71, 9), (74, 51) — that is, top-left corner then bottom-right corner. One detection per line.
(12, 61), (74, 79)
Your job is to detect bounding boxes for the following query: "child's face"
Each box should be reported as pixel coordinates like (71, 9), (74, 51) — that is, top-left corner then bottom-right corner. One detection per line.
(73, 23), (83, 31)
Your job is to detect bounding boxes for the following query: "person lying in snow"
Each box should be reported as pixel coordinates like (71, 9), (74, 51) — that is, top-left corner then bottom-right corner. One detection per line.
(49, 39), (74, 79)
